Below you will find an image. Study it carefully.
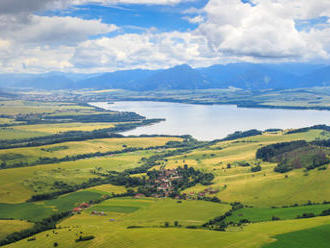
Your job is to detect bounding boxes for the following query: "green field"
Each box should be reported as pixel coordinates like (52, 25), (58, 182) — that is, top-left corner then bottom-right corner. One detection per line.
(89, 198), (232, 227)
(0, 202), (55, 222)
(4, 206), (330, 248)
(263, 224), (330, 248)
(0, 150), (154, 203)
(1, 98), (330, 248)
(177, 130), (330, 207)
(0, 191), (106, 222)
(227, 204), (330, 223)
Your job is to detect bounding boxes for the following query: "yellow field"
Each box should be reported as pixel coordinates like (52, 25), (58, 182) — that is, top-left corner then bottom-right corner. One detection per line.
(0, 100), (93, 116)
(12, 122), (116, 134)
(0, 118), (21, 125)
(0, 220), (33, 240)
(0, 128), (49, 140)
(0, 137), (181, 165)
(86, 184), (127, 195)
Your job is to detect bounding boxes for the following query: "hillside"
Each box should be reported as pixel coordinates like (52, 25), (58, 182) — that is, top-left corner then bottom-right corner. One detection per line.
(2, 63), (330, 90)
(0, 100), (330, 247)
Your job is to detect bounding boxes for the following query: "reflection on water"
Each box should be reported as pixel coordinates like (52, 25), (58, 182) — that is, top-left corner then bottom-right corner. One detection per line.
(91, 101), (330, 141)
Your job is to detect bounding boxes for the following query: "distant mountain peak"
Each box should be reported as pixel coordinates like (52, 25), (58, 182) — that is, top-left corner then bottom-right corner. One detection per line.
(1, 62), (330, 90)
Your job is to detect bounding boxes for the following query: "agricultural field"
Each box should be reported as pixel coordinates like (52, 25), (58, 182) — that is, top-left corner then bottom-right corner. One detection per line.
(0, 100), (93, 116)
(0, 136), (181, 167)
(263, 224), (330, 248)
(87, 198), (232, 226)
(0, 190), (107, 222)
(11, 122), (116, 134)
(0, 98), (330, 248)
(0, 220), (33, 240)
(175, 129), (330, 207)
(227, 204), (330, 224)
(0, 128), (49, 140)
(4, 203), (330, 248)
(0, 150), (156, 203)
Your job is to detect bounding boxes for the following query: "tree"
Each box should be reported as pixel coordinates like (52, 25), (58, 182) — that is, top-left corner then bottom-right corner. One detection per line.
(251, 165), (261, 172)
(164, 222), (169, 227)
(174, 221), (179, 227)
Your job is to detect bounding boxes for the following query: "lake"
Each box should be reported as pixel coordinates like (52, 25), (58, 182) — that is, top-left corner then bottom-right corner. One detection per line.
(91, 101), (330, 141)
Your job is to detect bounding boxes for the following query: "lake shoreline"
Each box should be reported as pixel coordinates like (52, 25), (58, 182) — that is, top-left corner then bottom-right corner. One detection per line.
(102, 98), (330, 111)
(91, 101), (330, 141)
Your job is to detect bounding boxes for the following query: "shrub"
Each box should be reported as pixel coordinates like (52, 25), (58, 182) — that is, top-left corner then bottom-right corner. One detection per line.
(75, 235), (95, 242)
(272, 216), (280, 221)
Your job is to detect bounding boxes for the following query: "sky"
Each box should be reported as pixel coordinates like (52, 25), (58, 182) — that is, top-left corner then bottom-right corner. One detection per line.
(0, 0), (330, 73)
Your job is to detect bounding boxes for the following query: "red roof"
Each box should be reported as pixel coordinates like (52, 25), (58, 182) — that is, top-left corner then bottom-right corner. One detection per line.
(73, 207), (82, 212)
(79, 203), (89, 208)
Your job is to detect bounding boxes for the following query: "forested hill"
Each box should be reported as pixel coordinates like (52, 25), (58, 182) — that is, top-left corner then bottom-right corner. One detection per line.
(1, 63), (330, 91)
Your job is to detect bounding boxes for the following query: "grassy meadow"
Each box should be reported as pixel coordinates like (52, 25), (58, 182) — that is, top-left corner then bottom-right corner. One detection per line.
(227, 204), (330, 223)
(0, 220), (33, 240)
(4, 205), (330, 248)
(0, 136), (181, 167)
(0, 98), (330, 248)
(0, 150), (155, 203)
(263, 224), (330, 248)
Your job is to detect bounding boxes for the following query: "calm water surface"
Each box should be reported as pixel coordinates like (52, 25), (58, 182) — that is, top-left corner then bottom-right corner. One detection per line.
(91, 101), (330, 141)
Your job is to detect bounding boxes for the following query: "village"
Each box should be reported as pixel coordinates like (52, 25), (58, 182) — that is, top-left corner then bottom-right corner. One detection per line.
(72, 167), (220, 215)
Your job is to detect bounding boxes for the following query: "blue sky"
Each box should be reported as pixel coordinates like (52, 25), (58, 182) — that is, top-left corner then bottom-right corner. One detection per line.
(46, 0), (208, 33)
(0, 0), (329, 73)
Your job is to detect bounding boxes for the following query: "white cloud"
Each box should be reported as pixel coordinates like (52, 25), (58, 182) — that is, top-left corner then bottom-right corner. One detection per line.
(1, 0), (330, 73)
(70, 31), (213, 71)
(183, 15), (204, 24)
(0, 0), (70, 14)
(197, 0), (330, 60)
(0, 15), (117, 46)
(73, 0), (191, 6)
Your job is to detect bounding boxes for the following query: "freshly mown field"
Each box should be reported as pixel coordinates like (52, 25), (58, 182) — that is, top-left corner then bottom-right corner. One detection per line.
(0, 100), (94, 116)
(0, 220), (33, 240)
(11, 122), (116, 134)
(86, 184), (127, 195)
(0, 136), (181, 167)
(0, 128), (49, 140)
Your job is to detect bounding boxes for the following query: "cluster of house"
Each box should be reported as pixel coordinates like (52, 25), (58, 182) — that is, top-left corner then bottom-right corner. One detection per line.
(153, 169), (182, 197)
(187, 187), (220, 199)
(90, 210), (107, 216)
(72, 202), (90, 213)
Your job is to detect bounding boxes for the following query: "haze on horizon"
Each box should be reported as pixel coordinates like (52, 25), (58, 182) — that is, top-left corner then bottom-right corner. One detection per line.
(0, 0), (330, 74)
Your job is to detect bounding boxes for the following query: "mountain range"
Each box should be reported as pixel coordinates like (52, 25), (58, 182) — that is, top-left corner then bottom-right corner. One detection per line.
(1, 63), (330, 91)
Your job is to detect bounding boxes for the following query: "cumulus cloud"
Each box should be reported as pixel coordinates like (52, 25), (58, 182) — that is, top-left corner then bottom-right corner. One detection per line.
(70, 31), (213, 71)
(0, 15), (117, 46)
(196, 0), (330, 60)
(1, 0), (330, 73)
(0, 0), (70, 14)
